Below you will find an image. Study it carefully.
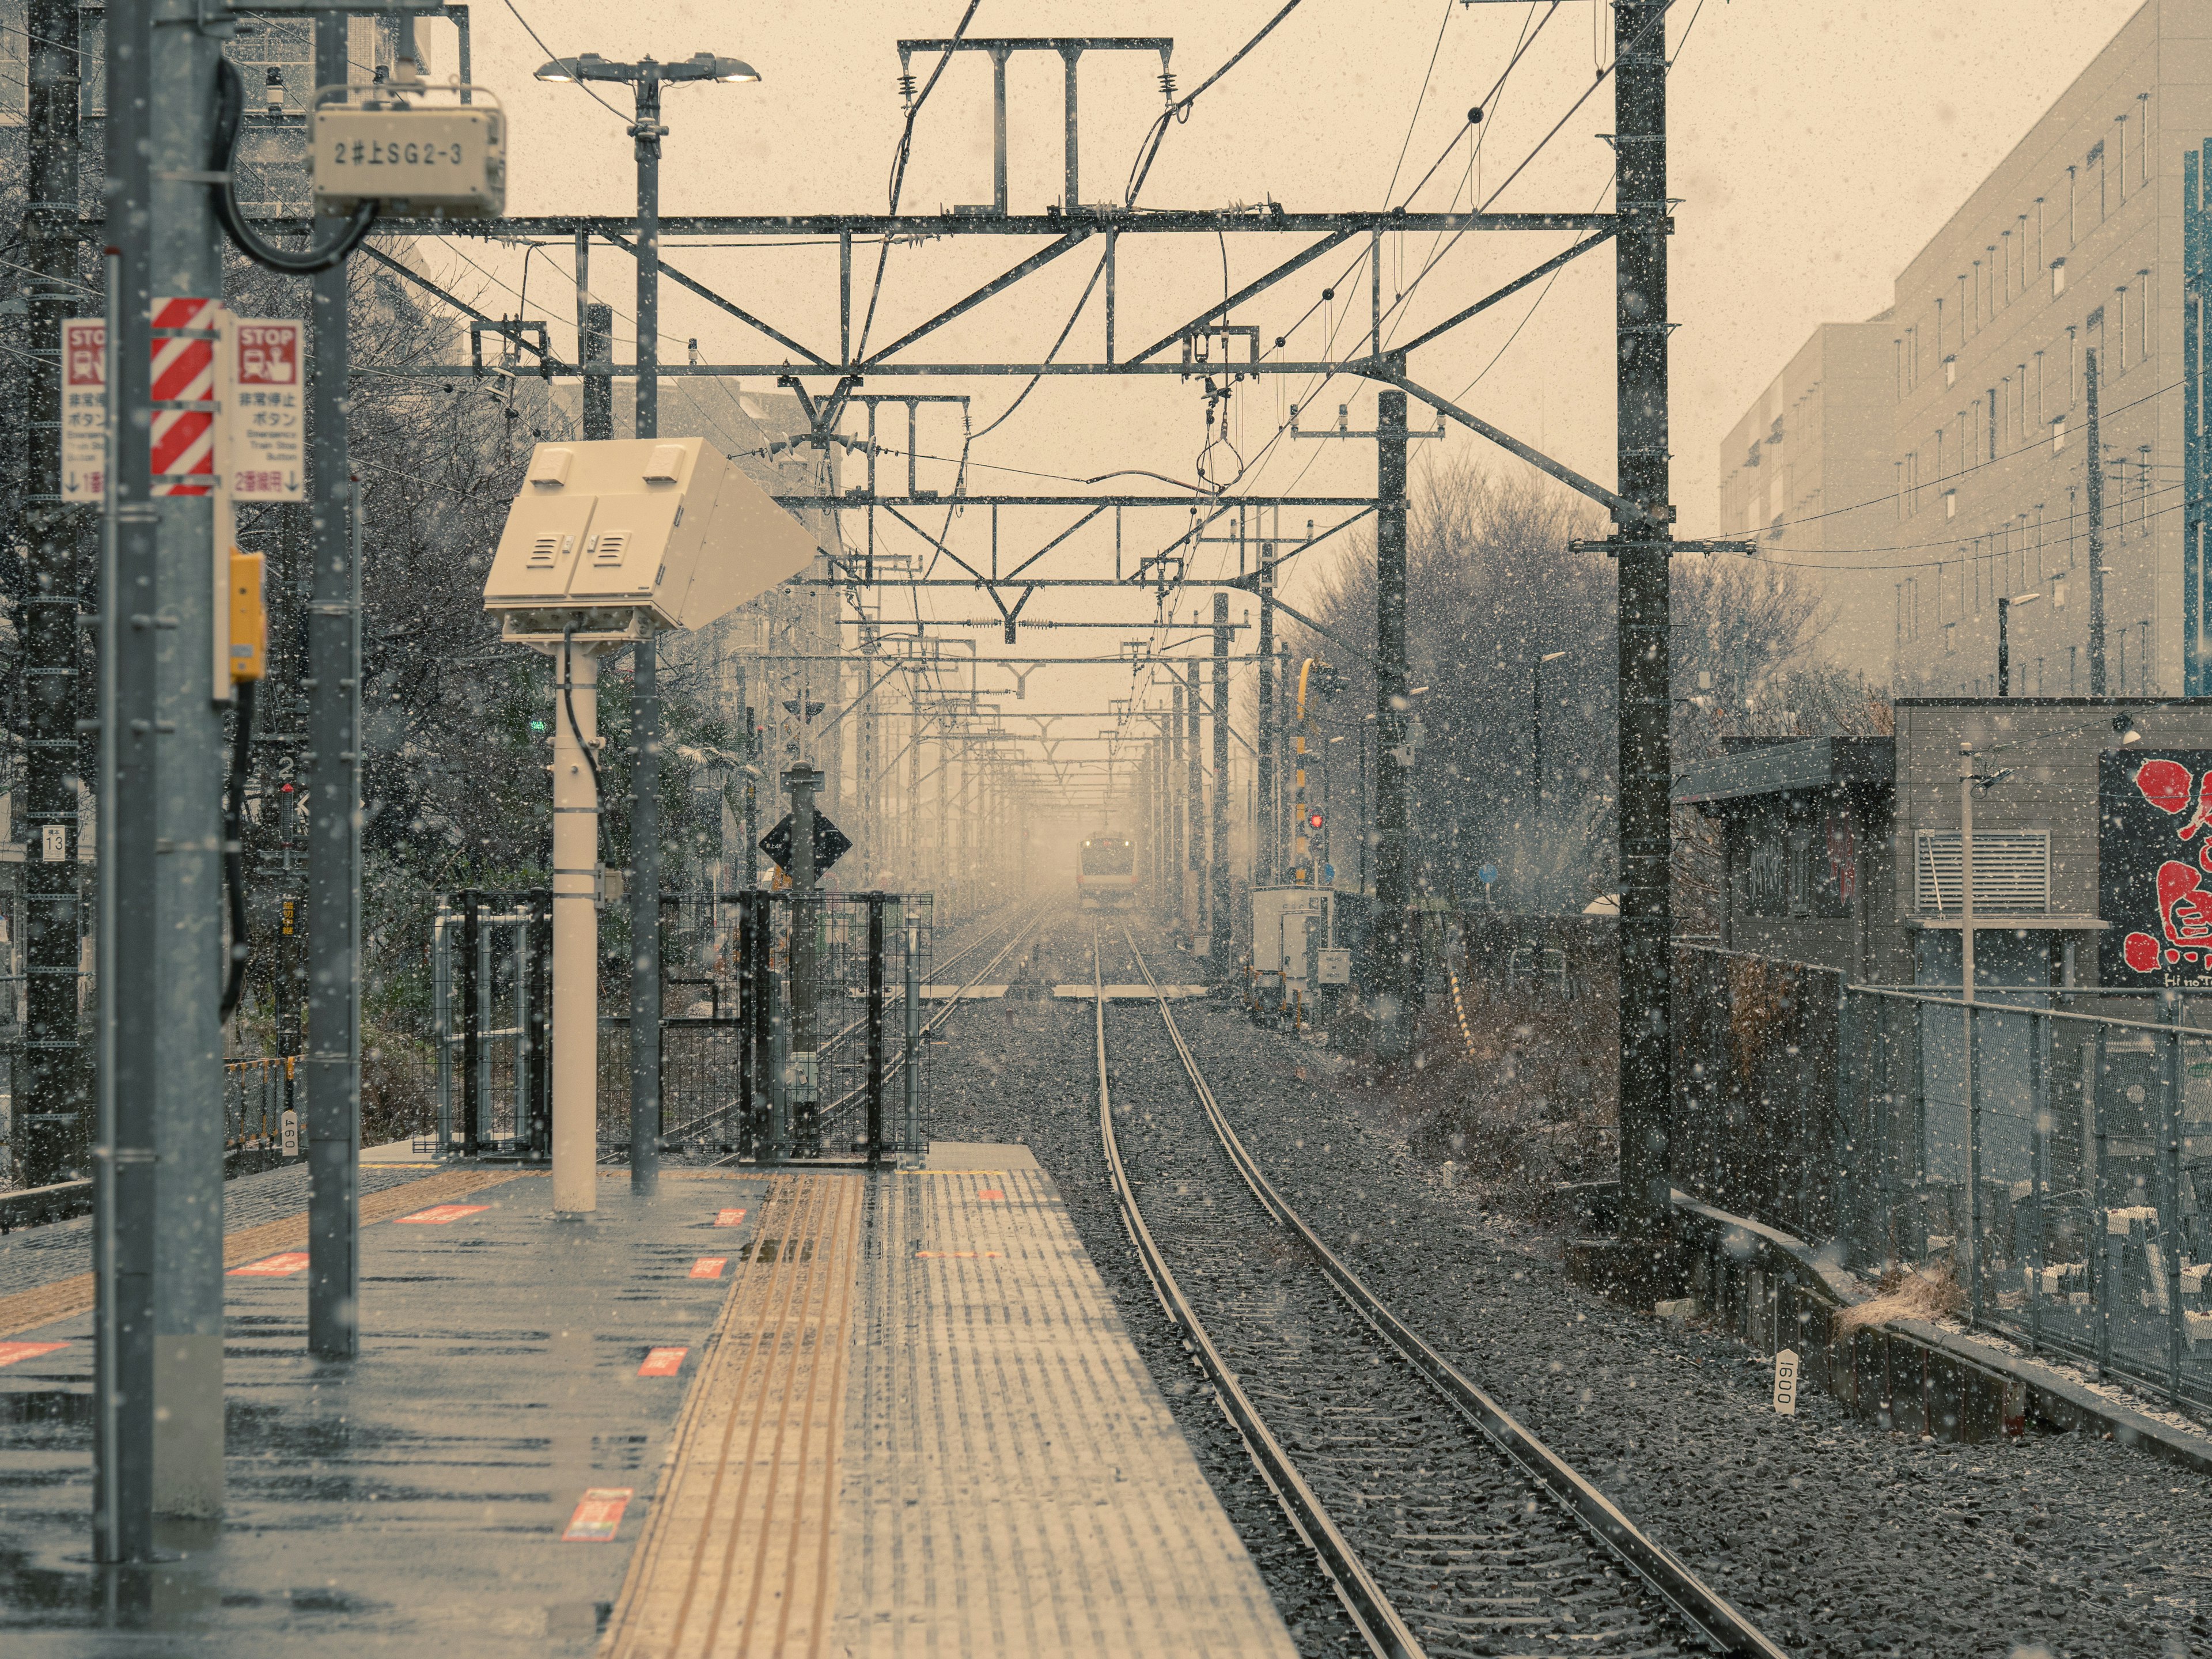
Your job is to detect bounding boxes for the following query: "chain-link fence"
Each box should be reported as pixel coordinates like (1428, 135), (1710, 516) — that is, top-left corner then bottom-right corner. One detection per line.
(1675, 942), (2212, 1410)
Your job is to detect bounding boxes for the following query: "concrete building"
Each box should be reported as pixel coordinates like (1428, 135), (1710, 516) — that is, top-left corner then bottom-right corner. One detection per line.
(1717, 0), (2212, 699)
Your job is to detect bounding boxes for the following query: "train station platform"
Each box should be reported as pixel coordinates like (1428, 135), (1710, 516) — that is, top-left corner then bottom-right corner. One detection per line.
(0, 1147), (1296, 1658)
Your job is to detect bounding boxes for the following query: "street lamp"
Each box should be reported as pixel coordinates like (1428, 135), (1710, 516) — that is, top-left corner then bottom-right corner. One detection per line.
(533, 47), (757, 1192)
(1995, 591), (2041, 697)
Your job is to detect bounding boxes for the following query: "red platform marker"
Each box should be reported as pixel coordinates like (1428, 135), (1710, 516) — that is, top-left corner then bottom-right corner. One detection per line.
(714, 1207), (748, 1227)
(915, 1250), (1005, 1259)
(637, 1346), (688, 1377)
(0, 1341), (69, 1368)
(227, 1251), (310, 1277)
(396, 1203), (489, 1226)
(561, 1487), (634, 1542)
(976, 1189), (1005, 1201)
(690, 1257), (728, 1279)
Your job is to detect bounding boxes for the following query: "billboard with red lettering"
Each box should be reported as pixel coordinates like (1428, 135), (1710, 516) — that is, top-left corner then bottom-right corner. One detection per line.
(2100, 750), (2212, 986)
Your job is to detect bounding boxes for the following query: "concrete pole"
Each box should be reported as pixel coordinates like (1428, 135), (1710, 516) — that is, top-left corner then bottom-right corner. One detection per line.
(1613, 0), (1675, 1243)
(1170, 681), (1185, 929)
(552, 642), (601, 1213)
(304, 13), (363, 1365)
(146, 0), (225, 1519)
(1372, 371), (1412, 1057)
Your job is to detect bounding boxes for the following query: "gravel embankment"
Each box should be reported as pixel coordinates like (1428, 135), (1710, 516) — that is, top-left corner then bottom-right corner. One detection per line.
(934, 906), (2212, 1659)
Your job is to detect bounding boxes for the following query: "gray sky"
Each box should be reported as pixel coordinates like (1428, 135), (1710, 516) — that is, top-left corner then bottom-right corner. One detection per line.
(427, 0), (2145, 730)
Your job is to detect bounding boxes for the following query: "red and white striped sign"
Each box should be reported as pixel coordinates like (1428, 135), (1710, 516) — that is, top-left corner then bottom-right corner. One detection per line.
(150, 296), (218, 498)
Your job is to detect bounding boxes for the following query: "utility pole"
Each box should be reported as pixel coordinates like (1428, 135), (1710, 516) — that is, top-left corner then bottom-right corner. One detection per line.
(786, 763), (822, 1155)
(1372, 366), (1412, 1058)
(142, 0), (228, 1521)
(1187, 661), (1203, 943)
(627, 67), (665, 1195)
(2086, 346), (2107, 695)
(1211, 593), (1230, 975)
(18, 0), (87, 1186)
(1613, 0), (1675, 1246)
(581, 300), (613, 440)
(305, 12), (363, 1363)
(1169, 680), (1185, 927)
(96, 0), (157, 1563)
(1256, 542), (1275, 881)
(743, 703), (759, 889)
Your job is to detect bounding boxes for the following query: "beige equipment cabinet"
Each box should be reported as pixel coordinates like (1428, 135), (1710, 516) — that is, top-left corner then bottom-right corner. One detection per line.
(484, 437), (820, 642)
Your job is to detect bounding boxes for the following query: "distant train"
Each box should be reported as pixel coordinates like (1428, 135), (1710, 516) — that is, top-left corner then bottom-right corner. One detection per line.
(1076, 832), (1138, 908)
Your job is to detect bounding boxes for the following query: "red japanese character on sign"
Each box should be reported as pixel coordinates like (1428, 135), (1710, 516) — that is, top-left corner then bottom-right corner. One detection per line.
(2119, 757), (2212, 973)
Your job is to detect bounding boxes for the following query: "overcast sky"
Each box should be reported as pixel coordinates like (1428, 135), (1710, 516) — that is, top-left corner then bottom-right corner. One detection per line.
(424, 0), (2146, 726)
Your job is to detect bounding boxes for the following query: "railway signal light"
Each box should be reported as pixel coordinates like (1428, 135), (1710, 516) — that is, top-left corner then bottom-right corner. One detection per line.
(1305, 810), (1323, 831)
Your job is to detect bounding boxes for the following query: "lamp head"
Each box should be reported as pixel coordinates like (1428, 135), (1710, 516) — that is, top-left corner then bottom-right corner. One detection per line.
(2115, 711), (2142, 745)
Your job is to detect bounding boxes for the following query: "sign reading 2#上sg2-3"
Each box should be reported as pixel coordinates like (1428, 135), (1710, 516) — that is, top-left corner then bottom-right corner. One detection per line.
(2099, 750), (2212, 987)
(226, 318), (304, 502)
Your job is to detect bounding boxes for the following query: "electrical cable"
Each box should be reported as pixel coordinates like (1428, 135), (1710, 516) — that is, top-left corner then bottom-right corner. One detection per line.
(220, 679), (256, 1021)
(499, 0), (631, 125)
(562, 624), (601, 798)
(1124, 0), (1307, 207)
(211, 58), (376, 275)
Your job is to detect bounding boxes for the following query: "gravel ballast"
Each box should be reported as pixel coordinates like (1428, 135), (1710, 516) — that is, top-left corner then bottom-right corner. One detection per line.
(928, 907), (2212, 1659)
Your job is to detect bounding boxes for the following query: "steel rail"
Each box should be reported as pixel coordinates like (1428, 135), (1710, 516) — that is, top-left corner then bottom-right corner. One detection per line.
(1091, 932), (1422, 1659)
(1118, 924), (1792, 1659)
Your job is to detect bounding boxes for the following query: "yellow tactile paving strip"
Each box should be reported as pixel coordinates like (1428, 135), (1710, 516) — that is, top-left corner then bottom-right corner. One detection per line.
(0, 1164), (528, 1339)
(603, 1172), (863, 1659)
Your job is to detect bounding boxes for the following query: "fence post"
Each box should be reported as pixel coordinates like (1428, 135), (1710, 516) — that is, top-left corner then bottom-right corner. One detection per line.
(735, 892), (756, 1161)
(904, 907), (922, 1156)
(476, 908), (494, 1150)
(866, 893), (885, 1171)
(1836, 979), (1858, 1264)
(2163, 990), (2187, 1405)
(1967, 1001), (1982, 1327)
(2093, 1020), (2112, 1380)
(513, 913), (529, 1148)
(2029, 1008), (2047, 1354)
(461, 889), (480, 1156)
(434, 898), (452, 1154)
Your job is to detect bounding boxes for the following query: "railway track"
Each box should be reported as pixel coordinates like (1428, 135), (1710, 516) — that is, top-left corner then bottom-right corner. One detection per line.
(1096, 923), (1788, 1659)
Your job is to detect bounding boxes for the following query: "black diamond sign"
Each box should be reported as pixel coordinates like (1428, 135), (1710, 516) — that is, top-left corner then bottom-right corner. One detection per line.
(760, 811), (852, 875)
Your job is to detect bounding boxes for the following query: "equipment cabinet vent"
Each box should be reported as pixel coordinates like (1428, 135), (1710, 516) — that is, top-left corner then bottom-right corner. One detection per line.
(591, 531), (630, 567)
(1914, 830), (2049, 913)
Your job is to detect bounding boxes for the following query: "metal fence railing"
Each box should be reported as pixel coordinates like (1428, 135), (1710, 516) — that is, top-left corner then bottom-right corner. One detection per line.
(1672, 942), (2212, 1411)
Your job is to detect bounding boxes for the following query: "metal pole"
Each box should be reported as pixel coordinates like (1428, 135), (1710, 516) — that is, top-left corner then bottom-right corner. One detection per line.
(736, 891), (756, 1156)
(903, 911), (921, 1153)
(786, 764), (823, 1154)
(1170, 680), (1185, 929)
(1373, 368), (1411, 1057)
(1997, 596), (2012, 697)
(1187, 661), (1202, 940)
(1060, 44), (1080, 210)
(1960, 743), (1978, 1319)
(18, 0), (87, 1188)
(1211, 594), (1231, 976)
(866, 892), (885, 1170)
(630, 631), (661, 1191)
(474, 899), (492, 1145)
(1612, 0), (1672, 1245)
(744, 704), (759, 890)
(2162, 989), (2187, 1403)
(93, 127), (153, 1556)
(304, 10), (364, 1365)
(1257, 547), (1275, 882)
(2086, 347), (2107, 694)
(632, 66), (662, 442)
(1531, 656), (1544, 832)
(551, 641), (601, 1214)
(582, 300), (613, 441)
(2093, 1019), (2112, 1378)
(2029, 1007), (2047, 1353)
(461, 891), (481, 1153)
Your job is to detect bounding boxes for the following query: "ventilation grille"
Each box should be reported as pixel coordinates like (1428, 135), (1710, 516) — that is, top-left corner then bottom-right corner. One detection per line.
(590, 531), (630, 567)
(525, 533), (563, 569)
(1915, 830), (2050, 913)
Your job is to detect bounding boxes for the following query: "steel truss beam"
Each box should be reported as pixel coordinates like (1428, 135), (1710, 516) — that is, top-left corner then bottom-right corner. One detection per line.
(270, 209), (1612, 238)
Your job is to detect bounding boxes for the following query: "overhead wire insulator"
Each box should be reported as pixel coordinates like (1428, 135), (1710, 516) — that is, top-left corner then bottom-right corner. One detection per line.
(1158, 71), (1177, 104)
(897, 72), (918, 103)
